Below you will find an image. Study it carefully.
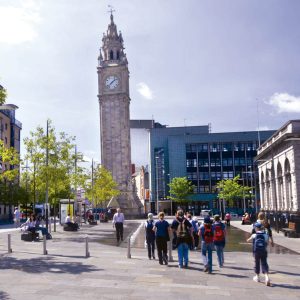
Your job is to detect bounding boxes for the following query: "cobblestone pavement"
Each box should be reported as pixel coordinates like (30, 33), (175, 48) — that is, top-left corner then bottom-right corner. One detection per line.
(0, 220), (299, 300)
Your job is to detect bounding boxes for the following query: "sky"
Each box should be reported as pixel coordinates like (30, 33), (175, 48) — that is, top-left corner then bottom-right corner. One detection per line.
(0, 0), (300, 163)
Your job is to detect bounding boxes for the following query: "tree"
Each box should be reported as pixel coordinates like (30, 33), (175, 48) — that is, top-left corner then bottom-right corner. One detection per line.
(22, 120), (87, 212)
(216, 175), (250, 207)
(0, 85), (7, 105)
(0, 139), (20, 218)
(85, 165), (119, 207)
(168, 177), (195, 209)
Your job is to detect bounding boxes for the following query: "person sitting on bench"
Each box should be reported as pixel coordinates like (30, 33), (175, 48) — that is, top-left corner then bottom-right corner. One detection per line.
(20, 214), (36, 232)
(35, 216), (52, 239)
(65, 214), (79, 230)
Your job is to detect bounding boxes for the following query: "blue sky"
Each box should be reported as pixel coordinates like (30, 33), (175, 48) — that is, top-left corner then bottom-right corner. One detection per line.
(0, 0), (300, 163)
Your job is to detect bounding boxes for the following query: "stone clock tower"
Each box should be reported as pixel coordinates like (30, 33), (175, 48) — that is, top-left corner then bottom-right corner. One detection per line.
(97, 13), (141, 215)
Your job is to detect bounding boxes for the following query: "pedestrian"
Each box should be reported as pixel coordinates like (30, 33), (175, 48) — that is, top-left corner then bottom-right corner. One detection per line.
(145, 213), (155, 260)
(191, 216), (200, 249)
(171, 210), (192, 268)
(186, 213), (195, 250)
(199, 216), (214, 273)
(14, 207), (21, 228)
(112, 208), (125, 244)
(252, 212), (274, 247)
(212, 214), (226, 268)
(247, 222), (271, 286)
(153, 212), (170, 265)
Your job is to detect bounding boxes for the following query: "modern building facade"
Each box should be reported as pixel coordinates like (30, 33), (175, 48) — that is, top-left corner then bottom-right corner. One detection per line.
(150, 125), (275, 215)
(256, 120), (300, 229)
(0, 102), (22, 221)
(97, 13), (142, 214)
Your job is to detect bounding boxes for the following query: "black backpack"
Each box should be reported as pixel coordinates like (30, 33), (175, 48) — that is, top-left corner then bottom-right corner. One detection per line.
(254, 232), (266, 253)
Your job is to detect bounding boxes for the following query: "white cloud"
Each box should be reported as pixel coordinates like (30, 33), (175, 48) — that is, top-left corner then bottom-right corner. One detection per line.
(0, 0), (41, 45)
(267, 92), (300, 113)
(137, 82), (153, 100)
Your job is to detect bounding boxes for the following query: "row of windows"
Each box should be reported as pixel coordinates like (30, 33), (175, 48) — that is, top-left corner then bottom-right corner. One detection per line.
(186, 158), (253, 168)
(186, 142), (257, 153)
(192, 185), (219, 193)
(187, 171), (234, 181)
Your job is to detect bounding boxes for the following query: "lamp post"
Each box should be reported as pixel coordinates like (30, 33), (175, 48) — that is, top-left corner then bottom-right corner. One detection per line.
(155, 156), (159, 214)
(45, 120), (49, 231)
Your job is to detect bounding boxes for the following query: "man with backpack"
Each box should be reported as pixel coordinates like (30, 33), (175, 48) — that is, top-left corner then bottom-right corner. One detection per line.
(247, 222), (271, 286)
(199, 216), (214, 273)
(212, 215), (226, 268)
(171, 210), (192, 268)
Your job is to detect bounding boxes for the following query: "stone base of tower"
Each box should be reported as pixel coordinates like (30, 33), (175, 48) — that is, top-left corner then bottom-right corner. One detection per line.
(110, 192), (143, 218)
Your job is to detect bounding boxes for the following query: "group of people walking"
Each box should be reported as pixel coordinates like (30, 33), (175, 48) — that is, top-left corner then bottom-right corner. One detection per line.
(144, 209), (273, 286)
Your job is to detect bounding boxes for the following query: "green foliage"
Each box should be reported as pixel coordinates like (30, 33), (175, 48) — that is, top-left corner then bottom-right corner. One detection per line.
(85, 165), (119, 207)
(0, 139), (20, 182)
(22, 120), (87, 206)
(0, 86), (7, 105)
(216, 175), (251, 207)
(168, 177), (195, 203)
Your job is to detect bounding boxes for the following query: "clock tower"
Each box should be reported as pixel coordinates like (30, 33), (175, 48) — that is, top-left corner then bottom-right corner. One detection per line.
(97, 13), (141, 214)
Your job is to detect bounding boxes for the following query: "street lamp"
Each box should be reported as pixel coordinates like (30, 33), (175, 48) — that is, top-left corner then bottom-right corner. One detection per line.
(155, 156), (159, 214)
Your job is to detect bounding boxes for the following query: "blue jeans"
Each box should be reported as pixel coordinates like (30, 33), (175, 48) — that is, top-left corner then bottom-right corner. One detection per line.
(201, 242), (213, 272)
(215, 244), (224, 267)
(177, 243), (189, 267)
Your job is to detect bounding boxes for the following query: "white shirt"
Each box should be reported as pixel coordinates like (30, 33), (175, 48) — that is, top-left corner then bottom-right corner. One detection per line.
(14, 209), (20, 220)
(113, 212), (125, 224)
(65, 215), (71, 223)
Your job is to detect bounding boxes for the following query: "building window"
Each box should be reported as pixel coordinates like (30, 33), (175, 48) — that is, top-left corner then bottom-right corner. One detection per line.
(5, 137), (7, 144)
(211, 172), (222, 180)
(234, 142), (245, 151)
(117, 50), (120, 60)
(5, 123), (8, 130)
(210, 143), (220, 152)
(198, 159), (209, 167)
(187, 172), (197, 180)
(109, 50), (114, 60)
(223, 171), (234, 179)
(186, 144), (197, 152)
(198, 144), (208, 152)
(199, 172), (209, 180)
(222, 143), (232, 152)
(210, 158), (221, 167)
(222, 158), (233, 166)
(186, 159), (197, 167)
(199, 185), (210, 193)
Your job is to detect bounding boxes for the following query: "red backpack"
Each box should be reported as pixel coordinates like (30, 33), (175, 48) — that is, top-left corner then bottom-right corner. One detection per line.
(203, 224), (213, 243)
(213, 223), (225, 242)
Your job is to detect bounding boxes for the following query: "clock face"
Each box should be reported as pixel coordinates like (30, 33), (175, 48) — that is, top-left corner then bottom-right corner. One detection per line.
(105, 75), (119, 90)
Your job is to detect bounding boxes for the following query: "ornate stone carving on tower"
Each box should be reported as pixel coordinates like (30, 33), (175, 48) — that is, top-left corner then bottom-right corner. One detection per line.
(97, 12), (142, 215)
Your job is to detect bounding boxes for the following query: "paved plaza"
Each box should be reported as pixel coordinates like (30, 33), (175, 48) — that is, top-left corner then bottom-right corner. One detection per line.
(0, 220), (299, 300)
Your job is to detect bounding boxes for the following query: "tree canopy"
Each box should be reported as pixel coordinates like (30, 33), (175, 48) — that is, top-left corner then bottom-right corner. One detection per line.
(216, 175), (251, 207)
(168, 177), (195, 204)
(85, 165), (119, 207)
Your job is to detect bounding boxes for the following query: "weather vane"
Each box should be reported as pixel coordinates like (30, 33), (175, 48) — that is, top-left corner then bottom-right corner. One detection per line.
(108, 5), (115, 15)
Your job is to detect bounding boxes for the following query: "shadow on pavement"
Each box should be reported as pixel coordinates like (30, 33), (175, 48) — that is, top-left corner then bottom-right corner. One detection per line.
(0, 291), (10, 300)
(0, 256), (102, 274)
(272, 283), (300, 289)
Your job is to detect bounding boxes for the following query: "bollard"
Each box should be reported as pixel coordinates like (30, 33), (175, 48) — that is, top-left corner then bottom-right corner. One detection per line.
(43, 235), (48, 255)
(48, 218), (52, 234)
(7, 233), (12, 253)
(168, 240), (174, 262)
(85, 236), (90, 258)
(127, 235), (131, 259)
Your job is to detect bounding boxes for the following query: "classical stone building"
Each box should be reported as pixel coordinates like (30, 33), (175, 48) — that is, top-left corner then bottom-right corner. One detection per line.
(97, 14), (142, 214)
(256, 120), (300, 229)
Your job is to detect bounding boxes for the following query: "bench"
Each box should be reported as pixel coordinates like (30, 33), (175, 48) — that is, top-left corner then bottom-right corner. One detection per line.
(282, 222), (298, 238)
(88, 220), (98, 225)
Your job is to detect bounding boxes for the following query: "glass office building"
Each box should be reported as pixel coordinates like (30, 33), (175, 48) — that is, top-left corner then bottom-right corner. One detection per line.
(150, 125), (275, 215)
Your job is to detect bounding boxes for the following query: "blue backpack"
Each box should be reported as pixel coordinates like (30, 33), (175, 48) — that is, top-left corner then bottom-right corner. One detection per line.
(146, 220), (154, 236)
(254, 232), (266, 253)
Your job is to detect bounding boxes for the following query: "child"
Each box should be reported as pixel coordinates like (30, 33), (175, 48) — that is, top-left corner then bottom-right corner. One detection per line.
(247, 222), (271, 286)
